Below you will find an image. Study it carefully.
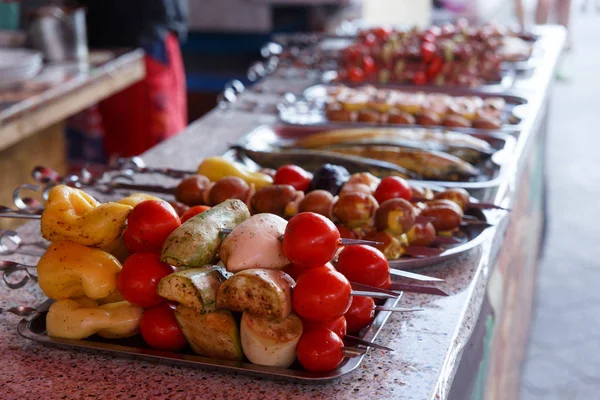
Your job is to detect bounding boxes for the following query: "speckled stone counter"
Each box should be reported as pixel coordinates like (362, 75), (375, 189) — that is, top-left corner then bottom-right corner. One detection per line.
(0, 27), (565, 400)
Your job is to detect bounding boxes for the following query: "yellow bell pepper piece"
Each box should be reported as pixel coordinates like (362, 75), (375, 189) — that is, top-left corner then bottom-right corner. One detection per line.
(37, 241), (122, 300)
(41, 185), (133, 247)
(197, 157), (273, 189)
(46, 298), (144, 340)
(117, 193), (164, 207)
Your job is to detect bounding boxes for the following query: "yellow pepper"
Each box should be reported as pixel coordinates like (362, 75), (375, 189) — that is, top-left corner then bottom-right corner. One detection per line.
(197, 157), (273, 189)
(117, 193), (164, 207)
(41, 185), (133, 247)
(46, 298), (144, 340)
(37, 241), (122, 300)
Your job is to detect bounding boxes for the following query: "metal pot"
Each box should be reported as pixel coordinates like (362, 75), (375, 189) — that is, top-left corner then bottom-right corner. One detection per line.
(26, 6), (88, 63)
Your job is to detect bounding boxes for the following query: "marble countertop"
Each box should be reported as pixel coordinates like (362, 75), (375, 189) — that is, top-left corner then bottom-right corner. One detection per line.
(0, 26), (565, 400)
(0, 49), (145, 151)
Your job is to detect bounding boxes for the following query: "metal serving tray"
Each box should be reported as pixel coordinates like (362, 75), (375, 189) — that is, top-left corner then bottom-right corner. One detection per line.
(279, 84), (528, 134)
(18, 295), (402, 383)
(390, 208), (494, 270)
(229, 124), (517, 189)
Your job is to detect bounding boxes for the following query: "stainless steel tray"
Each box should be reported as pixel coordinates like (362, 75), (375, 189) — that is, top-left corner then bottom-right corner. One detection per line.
(18, 295), (402, 383)
(279, 84), (528, 134)
(390, 208), (494, 270)
(229, 124), (517, 189)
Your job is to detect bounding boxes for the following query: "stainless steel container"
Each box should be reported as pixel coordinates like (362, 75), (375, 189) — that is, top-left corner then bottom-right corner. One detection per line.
(26, 6), (88, 62)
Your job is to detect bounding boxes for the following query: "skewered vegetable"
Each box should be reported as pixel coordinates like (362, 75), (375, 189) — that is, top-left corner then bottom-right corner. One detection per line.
(208, 177), (250, 206)
(41, 185), (132, 247)
(37, 241), (122, 300)
(220, 214), (289, 272)
(216, 269), (294, 320)
(175, 175), (211, 206)
(197, 157), (273, 189)
(298, 190), (334, 217)
(46, 298), (143, 340)
(161, 199), (251, 268)
(174, 306), (243, 361)
(332, 192), (378, 228)
(375, 198), (416, 235)
(282, 212), (340, 267)
(157, 266), (227, 312)
(117, 253), (175, 308)
(124, 200), (181, 253)
(240, 312), (303, 368)
(309, 164), (350, 195)
(140, 304), (187, 351)
(251, 185), (298, 216)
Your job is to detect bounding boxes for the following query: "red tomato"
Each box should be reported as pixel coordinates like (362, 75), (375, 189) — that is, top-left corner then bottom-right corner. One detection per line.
(273, 165), (312, 191)
(427, 57), (443, 78)
(282, 262), (335, 281)
(374, 176), (411, 203)
(362, 56), (376, 76)
(117, 253), (175, 307)
(344, 296), (376, 334)
(347, 66), (365, 83)
(421, 42), (437, 62)
(180, 205), (211, 223)
(292, 266), (352, 322)
(362, 33), (377, 47)
(124, 200), (181, 253)
(301, 315), (347, 339)
(342, 46), (362, 64)
(336, 245), (390, 289)
(296, 328), (344, 372)
(282, 212), (340, 267)
(336, 224), (357, 240)
(140, 303), (187, 351)
(413, 71), (428, 85)
(370, 27), (390, 41)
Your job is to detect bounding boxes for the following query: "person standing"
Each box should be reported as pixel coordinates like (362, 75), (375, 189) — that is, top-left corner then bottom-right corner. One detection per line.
(67, 0), (188, 164)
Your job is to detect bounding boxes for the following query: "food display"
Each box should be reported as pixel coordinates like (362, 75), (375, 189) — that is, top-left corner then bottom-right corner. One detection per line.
(336, 21), (534, 87)
(172, 159), (490, 261)
(312, 84), (521, 130)
(17, 185), (417, 376)
(230, 125), (514, 185)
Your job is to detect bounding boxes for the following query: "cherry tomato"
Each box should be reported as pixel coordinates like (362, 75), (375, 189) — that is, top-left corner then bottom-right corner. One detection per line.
(362, 33), (377, 47)
(296, 328), (344, 372)
(336, 245), (390, 289)
(282, 262), (335, 281)
(347, 66), (365, 83)
(140, 303), (187, 351)
(371, 27), (391, 41)
(336, 224), (358, 240)
(427, 57), (443, 78)
(374, 176), (411, 203)
(344, 296), (375, 334)
(117, 253), (175, 307)
(124, 200), (181, 253)
(413, 71), (428, 85)
(282, 212), (340, 267)
(362, 56), (376, 76)
(180, 205), (211, 223)
(301, 315), (347, 339)
(342, 46), (362, 64)
(292, 266), (352, 322)
(273, 165), (313, 191)
(421, 42), (437, 62)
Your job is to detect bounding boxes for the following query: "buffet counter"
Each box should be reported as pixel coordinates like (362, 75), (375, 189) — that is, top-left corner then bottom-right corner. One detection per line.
(0, 27), (565, 400)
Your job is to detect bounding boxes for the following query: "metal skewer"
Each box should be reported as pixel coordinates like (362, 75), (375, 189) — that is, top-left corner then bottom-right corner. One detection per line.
(0, 260), (38, 289)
